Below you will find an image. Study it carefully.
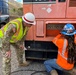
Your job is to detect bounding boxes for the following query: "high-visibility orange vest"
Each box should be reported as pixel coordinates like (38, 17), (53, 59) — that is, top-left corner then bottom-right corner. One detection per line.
(0, 18), (29, 43)
(52, 34), (76, 70)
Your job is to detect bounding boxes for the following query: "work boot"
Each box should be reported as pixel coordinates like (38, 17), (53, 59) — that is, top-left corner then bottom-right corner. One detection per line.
(19, 61), (29, 67)
(50, 70), (58, 75)
(67, 68), (76, 75)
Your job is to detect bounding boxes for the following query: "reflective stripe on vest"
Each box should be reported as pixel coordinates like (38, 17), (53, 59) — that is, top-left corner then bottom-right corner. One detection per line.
(0, 18), (28, 43)
(1, 19), (21, 36)
(58, 39), (67, 60)
(10, 18), (28, 43)
(10, 19), (21, 42)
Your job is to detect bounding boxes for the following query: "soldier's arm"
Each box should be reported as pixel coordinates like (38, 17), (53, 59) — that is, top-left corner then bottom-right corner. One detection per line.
(2, 24), (16, 51)
(15, 35), (25, 50)
(15, 30), (29, 50)
(16, 27), (29, 45)
(15, 27), (29, 49)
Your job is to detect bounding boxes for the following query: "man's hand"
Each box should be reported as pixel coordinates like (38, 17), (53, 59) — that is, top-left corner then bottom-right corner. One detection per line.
(19, 45), (25, 50)
(19, 45), (27, 50)
(5, 51), (11, 58)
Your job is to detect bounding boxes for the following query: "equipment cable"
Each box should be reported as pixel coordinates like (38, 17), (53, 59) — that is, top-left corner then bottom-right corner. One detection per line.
(11, 69), (47, 75)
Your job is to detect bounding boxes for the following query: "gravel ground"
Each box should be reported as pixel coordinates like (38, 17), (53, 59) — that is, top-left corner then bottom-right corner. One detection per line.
(0, 46), (47, 75)
(0, 46), (76, 75)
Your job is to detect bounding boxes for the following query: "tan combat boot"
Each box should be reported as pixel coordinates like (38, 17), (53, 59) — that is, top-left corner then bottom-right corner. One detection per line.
(67, 68), (76, 75)
(19, 61), (29, 67)
(50, 70), (58, 75)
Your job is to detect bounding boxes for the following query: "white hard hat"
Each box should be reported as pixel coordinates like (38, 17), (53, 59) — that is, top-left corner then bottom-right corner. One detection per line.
(22, 12), (36, 25)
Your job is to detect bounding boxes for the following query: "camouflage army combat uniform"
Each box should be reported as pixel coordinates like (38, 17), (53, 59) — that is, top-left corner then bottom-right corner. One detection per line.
(0, 23), (28, 75)
(0, 12), (36, 75)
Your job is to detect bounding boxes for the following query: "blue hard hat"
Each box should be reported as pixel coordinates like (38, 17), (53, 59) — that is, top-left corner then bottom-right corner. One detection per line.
(61, 23), (76, 36)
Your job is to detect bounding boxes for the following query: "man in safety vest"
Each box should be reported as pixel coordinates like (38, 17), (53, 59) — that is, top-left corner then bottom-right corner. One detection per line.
(0, 12), (36, 75)
(44, 23), (76, 75)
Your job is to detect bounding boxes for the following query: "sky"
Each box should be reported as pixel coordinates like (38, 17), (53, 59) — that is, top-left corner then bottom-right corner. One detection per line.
(14, 0), (23, 4)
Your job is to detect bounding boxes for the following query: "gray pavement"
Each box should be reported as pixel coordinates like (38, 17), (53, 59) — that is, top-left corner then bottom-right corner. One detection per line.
(0, 46), (76, 75)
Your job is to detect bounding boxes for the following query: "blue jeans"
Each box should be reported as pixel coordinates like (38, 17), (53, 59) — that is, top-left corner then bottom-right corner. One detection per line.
(44, 59), (63, 72)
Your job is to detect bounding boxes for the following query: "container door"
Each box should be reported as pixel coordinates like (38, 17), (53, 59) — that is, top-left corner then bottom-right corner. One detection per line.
(66, 0), (76, 18)
(33, 0), (66, 18)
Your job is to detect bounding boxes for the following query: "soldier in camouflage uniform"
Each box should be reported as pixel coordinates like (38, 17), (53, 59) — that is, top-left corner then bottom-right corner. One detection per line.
(0, 12), (36, 75)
